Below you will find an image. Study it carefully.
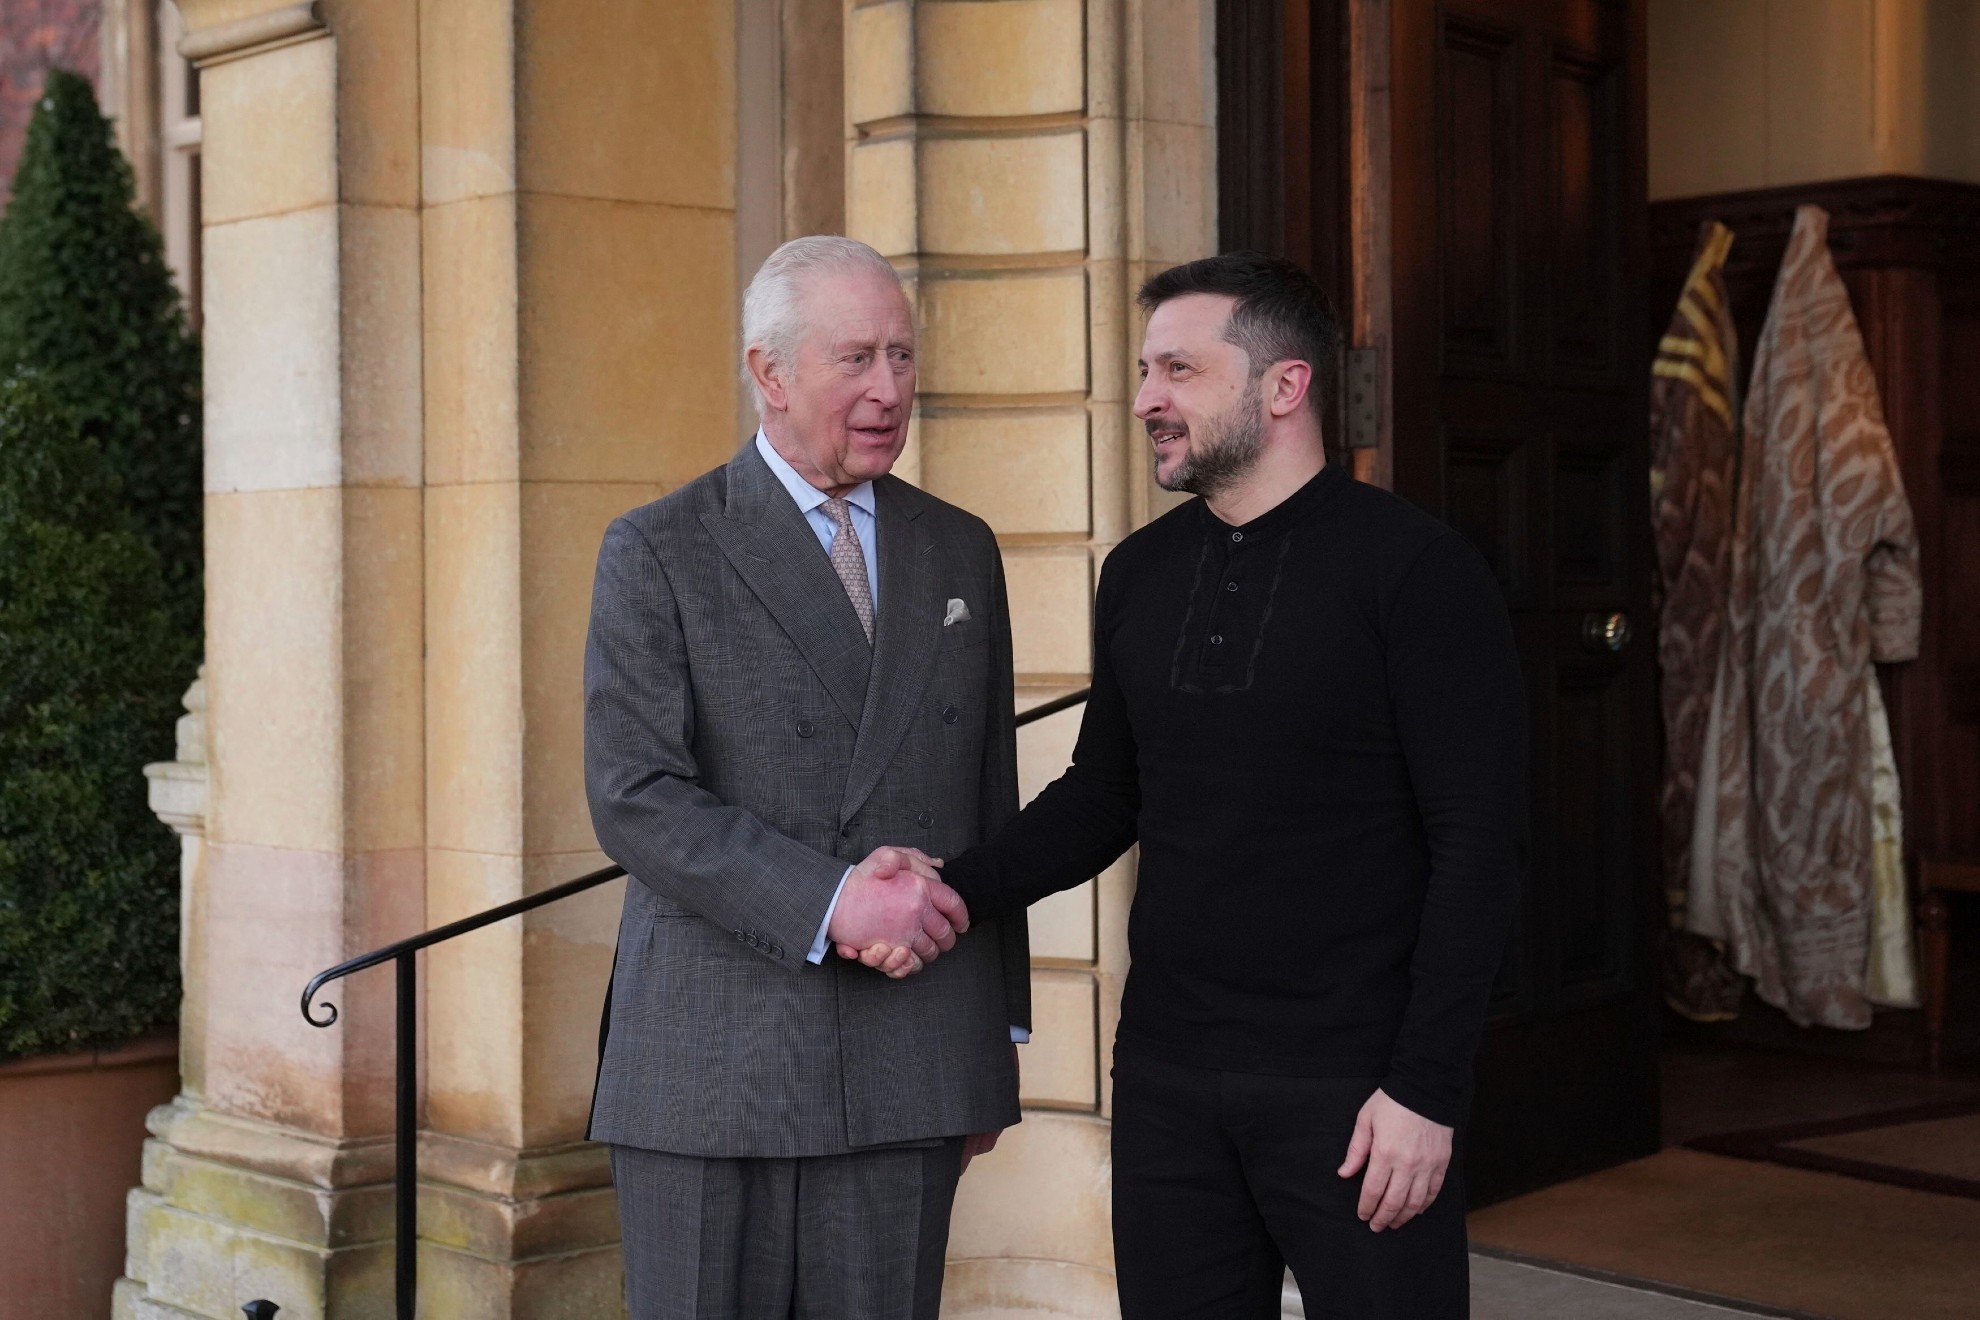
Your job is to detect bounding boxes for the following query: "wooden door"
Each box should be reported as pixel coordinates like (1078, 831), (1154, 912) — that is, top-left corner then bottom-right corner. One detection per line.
(1389, 0), (1660, 1202)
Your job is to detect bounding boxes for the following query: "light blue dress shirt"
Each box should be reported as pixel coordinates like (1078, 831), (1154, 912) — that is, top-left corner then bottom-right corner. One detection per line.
(755, 432), (878, 611)
(755, 433), (1027, 1043)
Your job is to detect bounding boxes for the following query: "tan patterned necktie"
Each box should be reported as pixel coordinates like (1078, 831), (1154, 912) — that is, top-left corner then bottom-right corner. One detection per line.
(821, 498), (875, 643)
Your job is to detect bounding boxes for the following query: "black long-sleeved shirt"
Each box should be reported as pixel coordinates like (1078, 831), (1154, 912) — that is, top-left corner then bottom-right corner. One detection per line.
(943, 464), (1526, 1127)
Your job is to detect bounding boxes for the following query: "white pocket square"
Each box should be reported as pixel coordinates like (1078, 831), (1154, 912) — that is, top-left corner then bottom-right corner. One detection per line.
(943, 598), (971, 626)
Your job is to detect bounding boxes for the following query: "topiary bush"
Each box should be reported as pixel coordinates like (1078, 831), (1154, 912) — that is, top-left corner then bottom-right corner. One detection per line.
(0, 372), (195, 1058)
(0, 68), (201, 634)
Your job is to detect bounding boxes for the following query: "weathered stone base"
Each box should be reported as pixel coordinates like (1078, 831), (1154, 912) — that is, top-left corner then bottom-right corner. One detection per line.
(942, 1258), (1121, 1319)
(114, 1098), (625, 1318)
(113, 1277), (235, 1319)
(418, 1241), (625, 1319)
(415, 1131), (624, 1318)
(945, 1113), (1118, 1319)
(115, 1097), (395, 1319)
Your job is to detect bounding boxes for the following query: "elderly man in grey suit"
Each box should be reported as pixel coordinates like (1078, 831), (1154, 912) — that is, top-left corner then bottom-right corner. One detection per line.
(583, 235), (1030, 1319)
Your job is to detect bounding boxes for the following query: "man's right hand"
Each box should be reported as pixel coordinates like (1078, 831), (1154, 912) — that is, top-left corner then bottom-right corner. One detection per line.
(826, 847), (970, 979)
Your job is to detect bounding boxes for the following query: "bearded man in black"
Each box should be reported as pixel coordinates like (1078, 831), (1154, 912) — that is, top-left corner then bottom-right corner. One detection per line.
(848, 252), (1526, 1319)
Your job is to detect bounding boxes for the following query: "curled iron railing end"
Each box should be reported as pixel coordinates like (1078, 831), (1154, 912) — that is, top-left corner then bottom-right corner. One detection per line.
(301, 975), (340, 1028)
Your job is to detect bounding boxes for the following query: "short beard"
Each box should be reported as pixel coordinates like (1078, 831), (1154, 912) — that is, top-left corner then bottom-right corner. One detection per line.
(1155, 390), (1266, 498)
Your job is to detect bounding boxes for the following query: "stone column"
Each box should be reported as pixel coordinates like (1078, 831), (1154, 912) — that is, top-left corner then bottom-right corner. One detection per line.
(118, 1), (424, 1315)
(119, 0), (743, 1314)
(843, 2), (1215, 1315)
(412, 0), (736, 1312)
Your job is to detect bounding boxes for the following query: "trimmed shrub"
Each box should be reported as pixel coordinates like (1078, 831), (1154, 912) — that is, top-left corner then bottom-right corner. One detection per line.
(0, 68), (201, 633)
(0, 373), (194, 1059)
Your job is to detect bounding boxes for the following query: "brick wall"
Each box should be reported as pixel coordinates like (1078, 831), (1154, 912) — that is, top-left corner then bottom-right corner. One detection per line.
(0, 0), (101, 208)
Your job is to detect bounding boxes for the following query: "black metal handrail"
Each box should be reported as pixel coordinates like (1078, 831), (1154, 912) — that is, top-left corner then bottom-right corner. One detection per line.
(280, 688), (1089, 1320)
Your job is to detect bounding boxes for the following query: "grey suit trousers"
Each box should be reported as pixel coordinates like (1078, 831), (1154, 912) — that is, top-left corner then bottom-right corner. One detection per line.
(610, 1139), (966, 1320)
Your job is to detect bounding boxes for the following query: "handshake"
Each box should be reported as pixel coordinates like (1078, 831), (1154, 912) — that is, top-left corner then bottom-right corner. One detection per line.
(826, 846), (971, 979)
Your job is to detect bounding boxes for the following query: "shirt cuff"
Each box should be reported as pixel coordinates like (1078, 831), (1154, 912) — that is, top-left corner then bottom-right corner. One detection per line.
(1010, 1026), (1030, 1043)
(807, 868), (853, 964)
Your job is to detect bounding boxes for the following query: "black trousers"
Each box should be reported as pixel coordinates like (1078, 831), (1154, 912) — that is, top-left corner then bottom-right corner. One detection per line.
(1111, 1050), (1469, 1320)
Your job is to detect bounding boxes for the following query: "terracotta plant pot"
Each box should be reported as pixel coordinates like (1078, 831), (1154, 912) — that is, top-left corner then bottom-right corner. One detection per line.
(0, 1032), (179, 1318)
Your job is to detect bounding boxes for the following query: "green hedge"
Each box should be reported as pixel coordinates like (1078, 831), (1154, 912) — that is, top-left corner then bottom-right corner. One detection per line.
(0, 374), (194, 1057)
(0, 70), (201, 1060)
(0, 69), (201, 634)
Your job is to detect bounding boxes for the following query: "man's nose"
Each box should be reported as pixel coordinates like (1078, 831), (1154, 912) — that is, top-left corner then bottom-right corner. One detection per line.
(1133, 376), (1163, 420)
(866, 361), (904, 408)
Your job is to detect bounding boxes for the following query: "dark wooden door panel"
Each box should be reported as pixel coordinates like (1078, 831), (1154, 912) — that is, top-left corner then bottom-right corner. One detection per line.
(1552, 443), (1628, 603)
(1397, 0), (1659, 1203)
(1550, 663), (1635, 1001)
(1467, 997), (1661, 1195)
(1548, 54), (1620, 376)
(1439, 20), (1522, 373)
(1443, 429), (1536, 599)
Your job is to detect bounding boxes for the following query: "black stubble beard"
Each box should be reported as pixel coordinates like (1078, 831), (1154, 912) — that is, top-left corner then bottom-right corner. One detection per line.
(1154, 391), (1267, 499)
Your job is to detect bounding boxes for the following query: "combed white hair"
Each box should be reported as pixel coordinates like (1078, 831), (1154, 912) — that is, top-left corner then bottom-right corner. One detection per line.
(740, 235), (906, 416)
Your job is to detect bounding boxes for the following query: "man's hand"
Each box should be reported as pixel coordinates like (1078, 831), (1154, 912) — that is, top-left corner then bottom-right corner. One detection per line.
(836, 938), (918, 976)
(1337, 1088), (1453, 1232)
(826, 847), (969, 978)
(961, 1129), (1001, 1172)
(961, 1044), (1020, 1173)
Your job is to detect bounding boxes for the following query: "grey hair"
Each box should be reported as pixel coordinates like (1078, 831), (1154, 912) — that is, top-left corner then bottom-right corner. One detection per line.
(740, 236), (906, 416)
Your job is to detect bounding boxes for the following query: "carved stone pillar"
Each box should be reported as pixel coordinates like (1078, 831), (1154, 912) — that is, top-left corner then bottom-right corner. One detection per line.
(116, 0), (420, 1312)
(118, 0), (744, 1314)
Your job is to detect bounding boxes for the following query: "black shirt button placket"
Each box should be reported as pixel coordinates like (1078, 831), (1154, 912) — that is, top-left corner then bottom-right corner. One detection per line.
(1201, 530), (1247, 670)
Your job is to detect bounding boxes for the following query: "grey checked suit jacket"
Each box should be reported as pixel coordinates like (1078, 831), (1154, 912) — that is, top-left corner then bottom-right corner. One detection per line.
(584, 441), (1029, 1157)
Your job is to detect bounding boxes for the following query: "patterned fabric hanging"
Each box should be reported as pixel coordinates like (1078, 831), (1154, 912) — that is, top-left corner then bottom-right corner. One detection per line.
(1690, 205), (1922, 1029)
(1649, 221), (1745, 1022)
(1865, 676), (1918, 1008)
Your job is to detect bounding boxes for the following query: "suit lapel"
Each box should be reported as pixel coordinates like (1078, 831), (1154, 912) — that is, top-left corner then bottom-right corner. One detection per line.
(701, 444), (870, 730)
(840, 477), (943, 821)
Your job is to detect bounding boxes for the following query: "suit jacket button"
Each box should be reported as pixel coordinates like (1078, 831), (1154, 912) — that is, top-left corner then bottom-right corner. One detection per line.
(796, 719), (816, 738)
(734, 930), (745, 941)
(941, 705), (959, 724)
(772, 945), (784, 959)
(916, 809), (935, 829)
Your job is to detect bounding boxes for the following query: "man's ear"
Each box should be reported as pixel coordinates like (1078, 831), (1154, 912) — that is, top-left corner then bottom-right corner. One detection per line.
(747, 345), (789, 413)
(1265, 360), (1314, 419)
